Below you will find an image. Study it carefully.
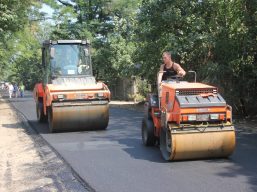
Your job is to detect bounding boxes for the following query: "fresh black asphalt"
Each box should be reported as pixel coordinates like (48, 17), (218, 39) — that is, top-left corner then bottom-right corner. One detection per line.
(6, 92), (257, 192)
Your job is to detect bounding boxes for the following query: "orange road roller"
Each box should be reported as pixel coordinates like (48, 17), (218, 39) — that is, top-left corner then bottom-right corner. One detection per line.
(142, 74), (236, 161)
(33, 40), (110, 132)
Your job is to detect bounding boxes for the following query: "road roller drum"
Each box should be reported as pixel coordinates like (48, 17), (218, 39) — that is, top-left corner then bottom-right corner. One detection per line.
(48, 101), (109, 132)
(160, 126), (236, 161)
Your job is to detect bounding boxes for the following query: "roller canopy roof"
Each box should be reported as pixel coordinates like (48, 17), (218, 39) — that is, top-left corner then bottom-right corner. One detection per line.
(43, 40), (90, 46)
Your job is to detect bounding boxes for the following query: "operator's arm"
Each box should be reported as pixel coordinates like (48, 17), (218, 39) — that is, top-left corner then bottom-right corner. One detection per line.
(174, 63), (186, 77)
(157, 64), (164, 86)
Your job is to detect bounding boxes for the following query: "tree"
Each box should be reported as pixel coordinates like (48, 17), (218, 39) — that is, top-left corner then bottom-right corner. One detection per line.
(0, 0), (34, 80)
(135, 0), (257, 113)
(44, 0), (141, 83)
(0, 1), (45, 87)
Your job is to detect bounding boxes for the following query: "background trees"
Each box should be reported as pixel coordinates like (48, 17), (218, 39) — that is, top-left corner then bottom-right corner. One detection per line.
(136, 0), (257, 114)
(0, 1), (45, 89)
(0, 0), (256, 114)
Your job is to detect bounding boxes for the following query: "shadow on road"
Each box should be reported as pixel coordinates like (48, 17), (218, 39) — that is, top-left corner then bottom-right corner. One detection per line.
(29, 120), (50, 134)
(2, 123), (24, 129)
(97, 109), (257, 190)
(205, 126), (257, 191)
(88, 108), (166, 163)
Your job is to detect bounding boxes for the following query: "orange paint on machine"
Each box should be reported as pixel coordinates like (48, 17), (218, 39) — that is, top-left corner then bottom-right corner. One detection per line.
(142, 72), (236, 161)
(33, 40), (110, 133)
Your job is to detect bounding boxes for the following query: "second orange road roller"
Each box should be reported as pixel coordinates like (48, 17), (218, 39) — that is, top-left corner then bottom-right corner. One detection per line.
(33, 40), (110, 132)
(142, 73), (236, 161)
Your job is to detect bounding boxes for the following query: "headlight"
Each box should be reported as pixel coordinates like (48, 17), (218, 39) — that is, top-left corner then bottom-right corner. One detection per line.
(188, 115), (197, 121)
(57, 94), (64, 99)
(97, 92), (104, 97)
(210, 114), (219, 120)
(53, 94), (65, 100)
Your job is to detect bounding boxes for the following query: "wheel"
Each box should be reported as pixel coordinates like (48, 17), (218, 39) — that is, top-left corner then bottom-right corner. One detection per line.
(36, 102), (47, 122)
(144, 102), (150, 120)
(141, 118), (156, 146)
(48, 107), (54, 133)
(160, 127), (172, 161)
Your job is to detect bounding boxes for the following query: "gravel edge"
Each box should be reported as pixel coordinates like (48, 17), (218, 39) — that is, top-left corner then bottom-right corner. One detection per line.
(5, 98), (96, 192)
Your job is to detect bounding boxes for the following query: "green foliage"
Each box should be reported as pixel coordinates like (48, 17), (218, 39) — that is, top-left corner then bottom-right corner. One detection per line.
(1, 25), (42, 89)
(44, 0), (141, 83)
(0, 0), (32, 34)
(0, 0), (256, 114)
(0, 0), (37, 82)
(136, 0), (257, 112)
(137, 79), (150, 98)
(0, 1), (43, 87)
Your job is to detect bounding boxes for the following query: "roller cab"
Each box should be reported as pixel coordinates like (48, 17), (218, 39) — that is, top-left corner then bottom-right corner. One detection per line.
(33, 40), (110, 132)
(142, 78), (236, 161)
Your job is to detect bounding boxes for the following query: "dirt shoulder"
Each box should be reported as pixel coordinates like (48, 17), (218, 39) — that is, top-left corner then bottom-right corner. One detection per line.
(0, 97), (91, 192)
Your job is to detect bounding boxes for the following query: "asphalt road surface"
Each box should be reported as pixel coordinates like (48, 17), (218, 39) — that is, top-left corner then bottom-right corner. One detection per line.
(6, 92), (257, 192)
